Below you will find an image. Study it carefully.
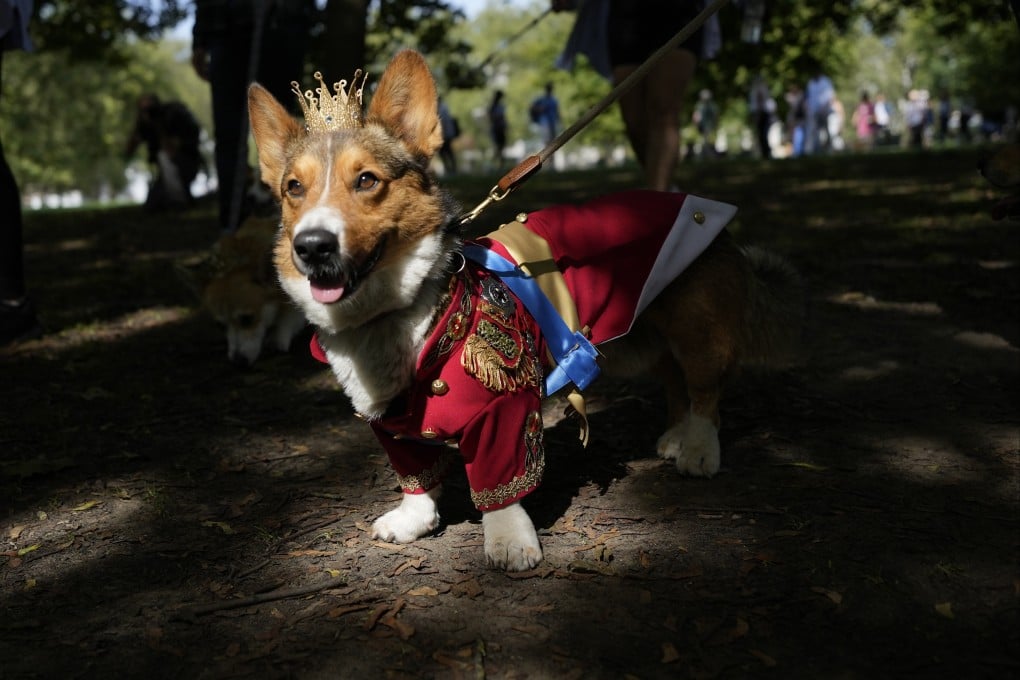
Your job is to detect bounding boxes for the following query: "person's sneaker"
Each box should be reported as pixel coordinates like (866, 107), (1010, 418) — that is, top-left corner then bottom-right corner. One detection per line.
(0, 298), (43, 346)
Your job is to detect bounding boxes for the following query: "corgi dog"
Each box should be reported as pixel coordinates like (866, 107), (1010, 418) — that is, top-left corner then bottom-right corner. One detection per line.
(248, 50), (802, 571)
(179, 216), (306, 367)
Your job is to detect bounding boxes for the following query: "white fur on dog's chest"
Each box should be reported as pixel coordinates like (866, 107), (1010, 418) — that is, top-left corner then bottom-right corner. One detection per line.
(316, 299), (440, 418)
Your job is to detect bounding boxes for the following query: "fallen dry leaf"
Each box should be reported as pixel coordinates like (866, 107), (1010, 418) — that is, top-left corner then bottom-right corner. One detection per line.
(811, 586), (843, 605)
(639, 550), (653, 568)
(8, 524), (26, 540)
(327, 604), (370, 619)
(406, 586), (439, 597)
(201, 521), (235, 535)
(521, 603), (556, 615)
(145, 627), (164, 651)
(703, 617), (750, 646)
(364, 603), (390, 631)
(371, 541), (407, 552)
(285, 549), (337, 558)
(72, 500), (101, 512)
(661, 642), (681, 663)
(451, 578), (484, 598)
(773, 461), (828, 472)
(934, 602), (954, 619)
(749, 648), (777, 667)
(567, 559), (616, 576)
(17, 544), (40, 556)
(511, 623), (551, 640)
(392, 556), (426, 576)
(505, 566), (555, 579)
(381, 614), (415, 640)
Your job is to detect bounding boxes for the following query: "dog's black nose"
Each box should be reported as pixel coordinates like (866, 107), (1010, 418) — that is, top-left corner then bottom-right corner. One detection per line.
(293, 228), (339, 266)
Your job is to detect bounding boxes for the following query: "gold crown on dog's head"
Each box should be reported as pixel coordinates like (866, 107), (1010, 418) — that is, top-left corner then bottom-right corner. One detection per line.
(291, 70), (367, 133)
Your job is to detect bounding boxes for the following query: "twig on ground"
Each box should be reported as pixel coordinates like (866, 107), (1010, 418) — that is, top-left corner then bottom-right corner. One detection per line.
(177, 577), (357, 618)
(233, 516), (341, 581)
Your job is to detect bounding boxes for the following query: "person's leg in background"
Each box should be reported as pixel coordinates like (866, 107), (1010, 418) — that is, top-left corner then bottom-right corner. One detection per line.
(608, 0), (700, 192)
(614, 49), (696, 191)
(207, 31), (251, 233)
(0, 51), (42, 345)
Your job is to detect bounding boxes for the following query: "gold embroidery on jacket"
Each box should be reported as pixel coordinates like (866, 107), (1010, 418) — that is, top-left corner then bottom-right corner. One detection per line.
(423, 272), (473, 370)
(476, 319), (519, 360)
(462, 316), (537, 393)
(398, 450), (454, 493)
(470, 410), (545, 508)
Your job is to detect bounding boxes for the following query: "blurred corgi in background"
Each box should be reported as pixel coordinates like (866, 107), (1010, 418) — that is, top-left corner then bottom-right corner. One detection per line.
(179, 216), (305, 367)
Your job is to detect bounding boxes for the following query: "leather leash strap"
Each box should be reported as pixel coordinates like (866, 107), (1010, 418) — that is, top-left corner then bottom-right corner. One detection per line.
(460, 0), (731, 225)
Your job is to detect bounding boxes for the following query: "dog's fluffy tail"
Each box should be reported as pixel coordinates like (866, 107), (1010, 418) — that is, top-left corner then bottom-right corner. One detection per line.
(739, 246), (805, 368)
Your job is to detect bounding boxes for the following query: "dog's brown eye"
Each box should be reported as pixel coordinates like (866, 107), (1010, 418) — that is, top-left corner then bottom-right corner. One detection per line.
(356, 172), (379, 191)
(286, 179), (304, 197)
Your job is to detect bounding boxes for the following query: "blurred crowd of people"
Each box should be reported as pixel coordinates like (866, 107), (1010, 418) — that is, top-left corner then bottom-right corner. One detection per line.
(691, 70), (1015, 162)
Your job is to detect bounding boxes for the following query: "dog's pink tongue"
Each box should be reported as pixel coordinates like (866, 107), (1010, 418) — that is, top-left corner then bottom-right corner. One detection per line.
(310, 282), (345, 304)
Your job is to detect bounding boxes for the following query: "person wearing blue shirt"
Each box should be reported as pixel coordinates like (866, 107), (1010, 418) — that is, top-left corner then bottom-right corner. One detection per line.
(530, 82), (561, 145)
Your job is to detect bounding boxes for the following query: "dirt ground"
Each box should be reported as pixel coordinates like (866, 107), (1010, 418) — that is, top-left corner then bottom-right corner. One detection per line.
(1, 148), (1017, 679)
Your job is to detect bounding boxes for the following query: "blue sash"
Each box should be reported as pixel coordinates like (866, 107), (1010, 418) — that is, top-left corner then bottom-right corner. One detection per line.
(462, 244), (600, 397)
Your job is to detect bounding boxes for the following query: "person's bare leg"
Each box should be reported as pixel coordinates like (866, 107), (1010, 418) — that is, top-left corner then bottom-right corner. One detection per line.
(641, 49), (696, 191)
(613, 65), (648, 168)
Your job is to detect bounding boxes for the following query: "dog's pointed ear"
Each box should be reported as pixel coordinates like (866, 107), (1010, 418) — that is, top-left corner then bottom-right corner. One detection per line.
(366, 50), (443, 159)
(248, 83), (303, 199)
(175, 253), (217, 299)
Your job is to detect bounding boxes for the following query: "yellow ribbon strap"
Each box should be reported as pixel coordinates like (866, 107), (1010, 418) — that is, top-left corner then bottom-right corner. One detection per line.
(485, 218), (591, 446)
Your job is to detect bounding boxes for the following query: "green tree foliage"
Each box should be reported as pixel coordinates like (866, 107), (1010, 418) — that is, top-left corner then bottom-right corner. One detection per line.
(308, 0), (471, 84)
(2, 39), (208, 199)
(30, 1), (187, 60)
(367, 0), (468, 67)
(3, 1), (200, 201)
(827, 2), (1018, 133)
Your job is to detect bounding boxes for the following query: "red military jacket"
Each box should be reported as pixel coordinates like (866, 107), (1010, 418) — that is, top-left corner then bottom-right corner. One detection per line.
(313, 190), (736, 511)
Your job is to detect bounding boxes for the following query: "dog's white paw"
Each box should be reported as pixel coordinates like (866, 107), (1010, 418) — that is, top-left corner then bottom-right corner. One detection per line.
(657, 413), (720, 478)
(482, 503), (543, 571)
(371, 487), (441, 544)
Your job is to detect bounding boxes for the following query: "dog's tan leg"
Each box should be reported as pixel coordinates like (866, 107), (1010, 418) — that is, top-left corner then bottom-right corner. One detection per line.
(658, 355), (690, 430)
(371, 486), (442, 543)
(482, 502), (542, 571)
(656, 362), (724, 477)
(673, 360), (724, 477)
(645, 240), (747, 477)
